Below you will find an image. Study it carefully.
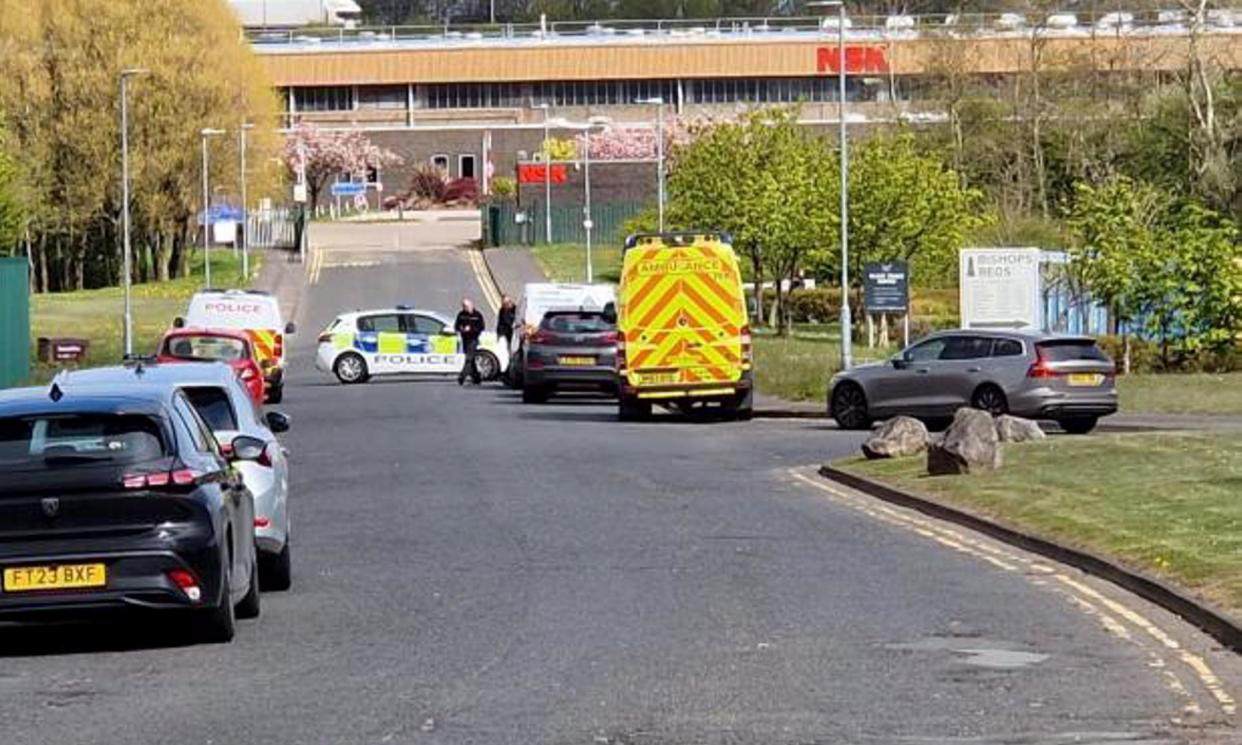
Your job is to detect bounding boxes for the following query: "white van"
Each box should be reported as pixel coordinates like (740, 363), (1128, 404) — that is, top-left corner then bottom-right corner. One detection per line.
(178, 290), (296, 403)
(508, 283), (616, 387)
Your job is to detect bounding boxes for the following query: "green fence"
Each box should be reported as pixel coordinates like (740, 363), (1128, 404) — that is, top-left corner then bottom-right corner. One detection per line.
(484, 201), (646, 247)
(0, 257), (29, 387)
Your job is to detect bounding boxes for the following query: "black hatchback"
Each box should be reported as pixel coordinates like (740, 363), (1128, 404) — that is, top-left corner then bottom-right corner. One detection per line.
(0, 383), (261, 643)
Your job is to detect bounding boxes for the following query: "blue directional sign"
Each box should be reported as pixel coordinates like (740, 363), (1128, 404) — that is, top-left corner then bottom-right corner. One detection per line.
(196, 204), (245, 226)
(330, 182), (367, 197)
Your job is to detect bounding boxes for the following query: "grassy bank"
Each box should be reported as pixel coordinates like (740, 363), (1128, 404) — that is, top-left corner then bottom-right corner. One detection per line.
(839, 433), (1242, 617)
(1118, 373), (1242, 415)
(29, 252), (254, 384)
(529, 243), (623, 284)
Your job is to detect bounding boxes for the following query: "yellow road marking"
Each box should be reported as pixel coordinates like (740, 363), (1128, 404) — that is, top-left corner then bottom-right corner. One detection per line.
(465, 249), (501, 314)
(788, 468), (1237, 719)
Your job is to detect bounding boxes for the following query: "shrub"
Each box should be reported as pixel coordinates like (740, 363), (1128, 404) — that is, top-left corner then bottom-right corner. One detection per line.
(444, 177), (479, 205)
(408, 164), (448, 202)
(491, 176), (516, 201)
(618, 207), (658, 243)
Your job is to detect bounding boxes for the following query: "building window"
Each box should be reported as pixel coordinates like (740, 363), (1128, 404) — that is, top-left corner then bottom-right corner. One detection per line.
(423, 83), (523, 109)
(293, 86), (353, 112)
(357, 85), (407, 110)
(458, 155), (476, 180)
(430, 154), (449, 174)
(533, 79), (675, 108)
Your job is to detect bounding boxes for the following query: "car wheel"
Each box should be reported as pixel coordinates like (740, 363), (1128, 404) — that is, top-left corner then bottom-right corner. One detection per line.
(724, 388), (753, 422)
(830, 382), (871, 430)
(193, 564), (236, 644)
(618, 395), (652, 422)
(265, 383), (284, 404)
(522, 384), (550, 404)
(334, 353), (368, 384)
(475, 351), (500, 381)
(1059, 416), (1099, 435)
(971, 384), (1009, 416)
(260, 541), (292, 592)
(235, 548), (261, 620)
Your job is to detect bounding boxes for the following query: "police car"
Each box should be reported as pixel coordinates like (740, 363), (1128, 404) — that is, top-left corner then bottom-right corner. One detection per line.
(316, 306), (509, 384)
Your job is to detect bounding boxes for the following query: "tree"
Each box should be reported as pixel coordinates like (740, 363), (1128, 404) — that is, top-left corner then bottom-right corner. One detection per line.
(282, 124), (402, 210)
(1065, 177), (1167, 372)
(808, 133), (988, 289)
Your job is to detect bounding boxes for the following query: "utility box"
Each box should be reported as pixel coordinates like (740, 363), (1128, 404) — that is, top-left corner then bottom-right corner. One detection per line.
(37, 337), (89, 364)
(0, 257), (30, 387)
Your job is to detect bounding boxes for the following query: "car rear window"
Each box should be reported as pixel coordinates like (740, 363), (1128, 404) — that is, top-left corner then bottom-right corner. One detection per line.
(0, 414), (167, 469)
(183, 387), (238, 431)
(164, 335), (248, 362)
(542, 313), (613, 333)
(1037, 340), (1110, 362)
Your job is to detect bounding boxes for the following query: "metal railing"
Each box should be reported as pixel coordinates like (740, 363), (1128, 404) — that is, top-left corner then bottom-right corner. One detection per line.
(244, 9), (1242, 48)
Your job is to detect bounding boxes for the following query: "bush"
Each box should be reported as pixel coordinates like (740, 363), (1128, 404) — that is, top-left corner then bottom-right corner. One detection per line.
(408, 164), (448, 202)
(617, 207), (658, 243)
(444, 177), (479, 205)
(1097, 335), (1242, 374)
(491, 176), (516, 201)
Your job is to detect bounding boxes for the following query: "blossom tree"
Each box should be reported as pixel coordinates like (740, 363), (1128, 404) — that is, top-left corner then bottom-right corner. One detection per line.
(283, 124), (402, 207)
(576, 117), (698, 161)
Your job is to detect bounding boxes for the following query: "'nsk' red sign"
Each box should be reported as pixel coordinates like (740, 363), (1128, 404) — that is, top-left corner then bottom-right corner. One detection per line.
(518, 164), (568, 184)
(815, 45), (890, 74)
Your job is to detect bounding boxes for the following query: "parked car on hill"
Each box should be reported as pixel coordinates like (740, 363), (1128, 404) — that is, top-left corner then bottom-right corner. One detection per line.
(521, 308), (619, 403)
(828, 329), (1118, 434)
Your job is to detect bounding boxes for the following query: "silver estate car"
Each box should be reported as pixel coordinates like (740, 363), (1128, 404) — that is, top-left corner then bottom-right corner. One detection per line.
(828, 329), (1118, 434)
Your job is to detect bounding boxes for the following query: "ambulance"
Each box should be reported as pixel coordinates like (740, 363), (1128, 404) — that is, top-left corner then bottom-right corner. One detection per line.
(178, 290), (296, 403)
(615, 232), (752, 421)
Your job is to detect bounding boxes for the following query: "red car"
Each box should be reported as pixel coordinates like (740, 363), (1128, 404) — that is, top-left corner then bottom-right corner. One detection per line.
(157, 328), (267, 406)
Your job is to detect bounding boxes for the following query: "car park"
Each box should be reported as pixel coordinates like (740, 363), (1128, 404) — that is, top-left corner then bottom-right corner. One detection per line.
(616, 232), (753, 421)
(828, 329), (1118, 433)
(60, 362), (294, 591)
(178, 289), (295, 403)
(157, 327), (267, 407)
(0, 382), (261, 642)
(316, 306), (509, 385)
(521, 308), (619, 403)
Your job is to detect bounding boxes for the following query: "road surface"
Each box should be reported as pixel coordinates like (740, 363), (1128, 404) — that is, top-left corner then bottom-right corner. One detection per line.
(1, 220), (1238, 745)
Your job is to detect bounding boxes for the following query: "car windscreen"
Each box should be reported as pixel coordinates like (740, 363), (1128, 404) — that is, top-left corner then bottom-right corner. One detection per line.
(1036, 340), (1110, 362)
(0, 414), (167, 470)
(164, 335), (247, 362)
(542, 313), (613, 334)
(182, 387), (238, 431)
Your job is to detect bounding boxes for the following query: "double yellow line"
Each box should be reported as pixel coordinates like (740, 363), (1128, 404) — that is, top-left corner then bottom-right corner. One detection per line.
(305, 245), (324, 286)
(466, 249), (502, 314)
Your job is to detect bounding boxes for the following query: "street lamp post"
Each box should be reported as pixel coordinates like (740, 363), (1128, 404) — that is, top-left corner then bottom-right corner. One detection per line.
(118, 68), (148, 357)
(580, 117), (609, 284)
(200, 128), (227, 288)
(239, 122), (254, 281)
(809, 0), (852, 369)
(636, 97), (666, 232)
(534, 103), (552, 243)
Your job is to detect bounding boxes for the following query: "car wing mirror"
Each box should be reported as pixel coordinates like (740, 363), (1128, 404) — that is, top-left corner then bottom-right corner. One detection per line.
(285, 322), (297, 335)
(602, 302), (618, 325)
(265, 411), (291, 434)
(172, 316), (186, 329)
(229, 435), (267, 462)
(892, 355), (911, 369)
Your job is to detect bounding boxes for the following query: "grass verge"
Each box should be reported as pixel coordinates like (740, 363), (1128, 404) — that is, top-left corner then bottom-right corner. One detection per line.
(28, 252), (255, 384)
(838, 433), (1242, 618)
(529, 243), (623, 284)
(1118, 373), (1242, 415)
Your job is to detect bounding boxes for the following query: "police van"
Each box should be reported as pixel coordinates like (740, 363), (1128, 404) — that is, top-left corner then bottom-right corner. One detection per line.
(316, 306), (509, 384)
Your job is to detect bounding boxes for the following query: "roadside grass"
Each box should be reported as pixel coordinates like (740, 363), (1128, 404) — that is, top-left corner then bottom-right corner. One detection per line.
(838, 433), (1242, 617)
(529, 243), (623, 284)
(754, 332), (895, 402)
(1118, 373), (1242, 415)
(28, 253), (254, 384)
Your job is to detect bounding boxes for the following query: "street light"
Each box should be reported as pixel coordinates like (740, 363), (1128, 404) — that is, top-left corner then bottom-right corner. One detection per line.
(238, 122), (254, 281)
(200, 127), (227, 288)
(580, 116), (610, 284)
(534, 103), (553, 244)
(635, 96), (665, 232)
(118, 68), (148, 357)
(808, 0), (852, 369)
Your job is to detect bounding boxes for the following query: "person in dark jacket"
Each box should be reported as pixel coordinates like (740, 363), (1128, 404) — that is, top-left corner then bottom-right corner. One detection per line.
(496, 296), (517, 347)
(455, 298), (486, 385)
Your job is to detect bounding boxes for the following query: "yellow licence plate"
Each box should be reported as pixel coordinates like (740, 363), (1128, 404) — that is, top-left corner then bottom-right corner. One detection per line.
(558, 356), (595, 366)
(3, 564), (107, 592)
(1068, 373), (1104, 387)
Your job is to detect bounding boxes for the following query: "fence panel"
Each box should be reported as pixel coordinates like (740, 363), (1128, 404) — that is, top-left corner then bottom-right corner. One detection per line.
(0, 257), (29, 387)
(485, 202), (646, 247)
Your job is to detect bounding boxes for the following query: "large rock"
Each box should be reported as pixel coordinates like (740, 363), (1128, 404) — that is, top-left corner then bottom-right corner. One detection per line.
(995, 414), (1047, 443)
(927, 408), (1003, 475)
(862, 416), (930, 459)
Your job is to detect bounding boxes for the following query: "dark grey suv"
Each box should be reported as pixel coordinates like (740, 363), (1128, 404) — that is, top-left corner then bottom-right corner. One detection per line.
(829, 329), (1118, 434)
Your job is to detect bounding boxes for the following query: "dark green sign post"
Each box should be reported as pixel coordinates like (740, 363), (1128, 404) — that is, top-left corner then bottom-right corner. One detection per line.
(0, 257), (30, 387)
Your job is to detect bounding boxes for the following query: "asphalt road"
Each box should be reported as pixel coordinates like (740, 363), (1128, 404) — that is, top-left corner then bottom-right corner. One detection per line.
(1, 223), (1239, 745)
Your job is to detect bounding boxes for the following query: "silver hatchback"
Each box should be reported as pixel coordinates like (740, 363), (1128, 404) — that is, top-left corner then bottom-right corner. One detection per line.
(828, 330), (1118, 434)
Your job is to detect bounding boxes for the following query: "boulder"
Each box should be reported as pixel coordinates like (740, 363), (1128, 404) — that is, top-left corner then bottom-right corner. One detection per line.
(995, 414), (1046, 443)
(862, 416), (930, 459)
(927, 408), (1003, 475)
